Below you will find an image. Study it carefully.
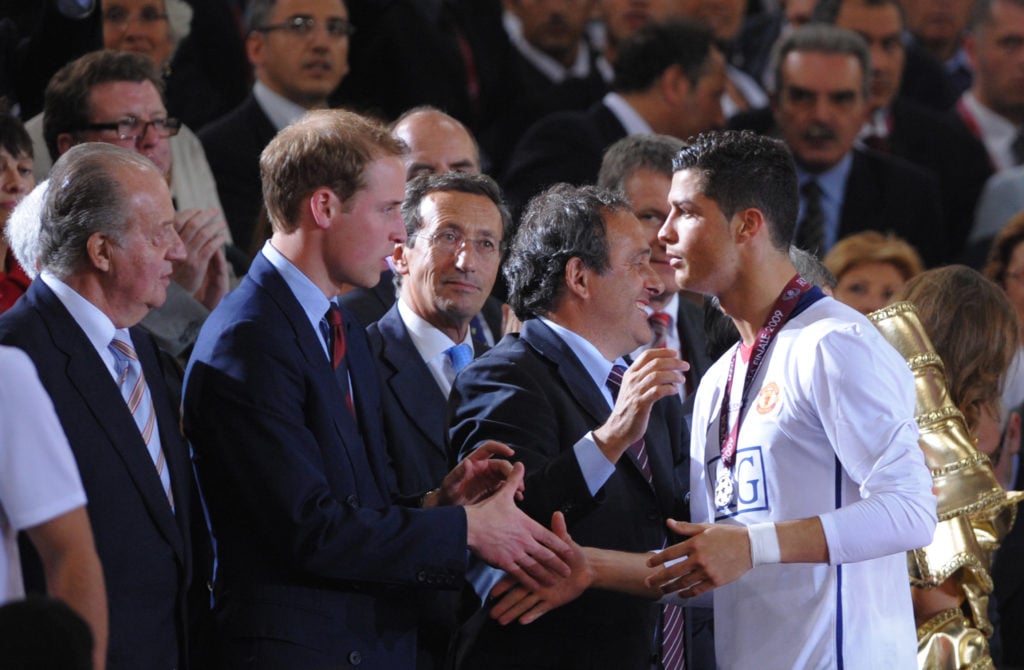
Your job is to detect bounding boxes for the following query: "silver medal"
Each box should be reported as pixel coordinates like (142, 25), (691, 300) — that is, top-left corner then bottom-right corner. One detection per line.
(715, 466), (735, 508)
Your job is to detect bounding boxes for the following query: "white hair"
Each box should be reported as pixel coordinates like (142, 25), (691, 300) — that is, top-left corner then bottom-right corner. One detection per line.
(6, 179), (49, 279)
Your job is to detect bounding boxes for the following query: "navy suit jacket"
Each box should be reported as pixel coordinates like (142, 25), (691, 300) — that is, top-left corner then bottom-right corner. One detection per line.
(183, 253), (468, 668)
(0, 280), (198, 670)
(448, 319), (691, 669)
(838, 148), (946, 266)
(365, 303), (488, 670)
(366, 304), (486, 497)
(729, 109), (949, 266)
(677, 296), (713, 391)
(199, 93), (277, 255)
(500, 101), (627, 215)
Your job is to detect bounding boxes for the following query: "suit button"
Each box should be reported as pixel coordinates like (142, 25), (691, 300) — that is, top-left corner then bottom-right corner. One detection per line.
(348, 651), (362, 665)
(560, 504), (573, 514)
(345, 494), (360, 507)
(647, 511), (660, 521)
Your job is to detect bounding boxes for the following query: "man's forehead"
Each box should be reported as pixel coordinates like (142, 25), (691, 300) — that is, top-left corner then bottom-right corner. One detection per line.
(671, 169), (705, 193)
(420, 191), (501, 229)
(782, 51), (864, 86)
(88, 80), (166, 112)
(270, 0), (348, 19)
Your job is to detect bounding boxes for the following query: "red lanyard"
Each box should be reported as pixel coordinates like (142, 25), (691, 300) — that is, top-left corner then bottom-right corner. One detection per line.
(717, 274), (812, 468)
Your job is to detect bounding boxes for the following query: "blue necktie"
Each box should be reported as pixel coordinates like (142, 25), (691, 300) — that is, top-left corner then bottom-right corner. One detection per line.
(446, 343), (474, 374)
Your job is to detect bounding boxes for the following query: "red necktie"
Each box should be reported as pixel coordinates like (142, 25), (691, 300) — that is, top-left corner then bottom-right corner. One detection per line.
(325, 306), (354, 416)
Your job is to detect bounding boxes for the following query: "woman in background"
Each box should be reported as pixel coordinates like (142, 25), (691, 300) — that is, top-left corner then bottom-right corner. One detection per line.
(0, 110), (34, 314)
(824, 230), (923, 315)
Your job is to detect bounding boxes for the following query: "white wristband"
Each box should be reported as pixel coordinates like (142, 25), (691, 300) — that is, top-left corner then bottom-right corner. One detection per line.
(748, 522), (781, 567)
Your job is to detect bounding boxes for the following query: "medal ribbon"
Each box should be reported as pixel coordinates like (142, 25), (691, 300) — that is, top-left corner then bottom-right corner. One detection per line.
(717, 274), (812, 469)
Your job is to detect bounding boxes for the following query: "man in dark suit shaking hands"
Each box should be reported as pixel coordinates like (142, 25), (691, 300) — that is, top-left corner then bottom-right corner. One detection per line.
(183, 109), (572, 669)
(448, 184), (695, 669)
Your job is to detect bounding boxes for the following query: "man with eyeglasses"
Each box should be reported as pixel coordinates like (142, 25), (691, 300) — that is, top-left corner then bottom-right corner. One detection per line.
(200, 0), (352, 256)
(363, 171), (510, 669)
(38, 49), (231, 371)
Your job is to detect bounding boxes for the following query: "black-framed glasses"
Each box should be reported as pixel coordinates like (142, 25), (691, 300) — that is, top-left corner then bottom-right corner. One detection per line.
(410, 230), (505, 257)
(77, 116), (181, 141)
(256, 15), (355, 39)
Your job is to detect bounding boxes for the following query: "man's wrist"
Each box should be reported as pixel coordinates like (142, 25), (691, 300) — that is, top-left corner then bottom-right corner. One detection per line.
(748, 522), (781, 567)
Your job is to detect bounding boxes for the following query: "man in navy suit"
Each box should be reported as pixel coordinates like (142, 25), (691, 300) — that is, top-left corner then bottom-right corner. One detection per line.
(0, 143), (208, 670)
(369, 171), (511, 497)
(200, 0), (352, 255)
(183, 109), (572, 669)
(366, 171), (510, 669)
(500, 18), (726, 215)
(766, 25), (947, 265)
(448, 184), (696, 669)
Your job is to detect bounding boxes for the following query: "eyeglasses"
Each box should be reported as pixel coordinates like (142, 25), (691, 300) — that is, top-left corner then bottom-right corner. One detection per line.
(102, 5), (168, 27)
(78, 116), (181, 141)
(256, 15), (356, 39)
(411, 230), (504, 257)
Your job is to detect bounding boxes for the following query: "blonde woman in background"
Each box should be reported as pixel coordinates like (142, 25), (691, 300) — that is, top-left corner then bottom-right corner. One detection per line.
(824, 230), (923, 315)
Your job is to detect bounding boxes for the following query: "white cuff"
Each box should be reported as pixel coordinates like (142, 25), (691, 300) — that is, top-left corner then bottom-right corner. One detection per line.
(748, 522), (781, 567)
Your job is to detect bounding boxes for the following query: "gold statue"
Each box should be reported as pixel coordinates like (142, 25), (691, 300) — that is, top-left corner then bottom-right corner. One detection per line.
(871, 295), (1023, 670)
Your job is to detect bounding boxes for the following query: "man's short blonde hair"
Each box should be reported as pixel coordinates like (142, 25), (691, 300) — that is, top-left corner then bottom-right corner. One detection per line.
(260, 109), (404, 234)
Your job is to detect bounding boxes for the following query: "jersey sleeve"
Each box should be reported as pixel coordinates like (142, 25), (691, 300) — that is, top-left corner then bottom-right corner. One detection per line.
(808, 323), (937, 564)
(0, 347), (87, 531)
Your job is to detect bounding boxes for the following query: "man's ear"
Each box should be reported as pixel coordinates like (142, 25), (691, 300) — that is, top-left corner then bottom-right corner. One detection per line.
(564, 256), (590, 300)
(56, 133), (76, 156)
(246, 33), (265, 69)
(392, 242), (410, 276)
(309, 187), (341, 230)
(733, 207), (766, 243)
(660, 64), (691, 107)
(86, 232), (114, 272)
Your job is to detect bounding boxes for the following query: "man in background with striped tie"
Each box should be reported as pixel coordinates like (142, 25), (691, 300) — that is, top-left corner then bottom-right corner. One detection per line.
(448, 183), (700, 669)
(0, 142), (211, 670)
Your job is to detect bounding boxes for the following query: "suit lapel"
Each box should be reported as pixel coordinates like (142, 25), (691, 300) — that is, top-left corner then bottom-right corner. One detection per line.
(31, 283), (185, 561)
(377, 308), (448, 459)
(522, 319), (674, 489)
(839, 150), (881, 239)
(249, 257), (390, 504)
(343, 304), (394, 500)
(521, 320), (611, 428)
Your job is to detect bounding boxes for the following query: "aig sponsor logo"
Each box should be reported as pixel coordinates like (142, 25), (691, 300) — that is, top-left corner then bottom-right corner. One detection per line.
(710, 446), (769, 520)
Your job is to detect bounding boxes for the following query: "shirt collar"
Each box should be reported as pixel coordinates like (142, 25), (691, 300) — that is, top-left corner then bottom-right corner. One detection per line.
(797, 151), (853, 204)
(503, 11), (593, 83)
(253, 80), (312, 131)
(602, 92), (653, 136)
(539, 315), (627, 408)
(261, 240), (331, 353)
(397, 296), (471, 363)
(39, 270), (117, 360)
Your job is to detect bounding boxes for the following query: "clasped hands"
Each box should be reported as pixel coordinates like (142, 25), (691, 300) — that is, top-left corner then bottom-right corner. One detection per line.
(488, 517), (756, 625)
(425, 441), (577, 593)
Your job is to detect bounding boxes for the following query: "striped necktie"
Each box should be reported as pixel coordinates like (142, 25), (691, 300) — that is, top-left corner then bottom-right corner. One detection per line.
(110, 331), (173, 510)
(607, 363), (685, 669)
